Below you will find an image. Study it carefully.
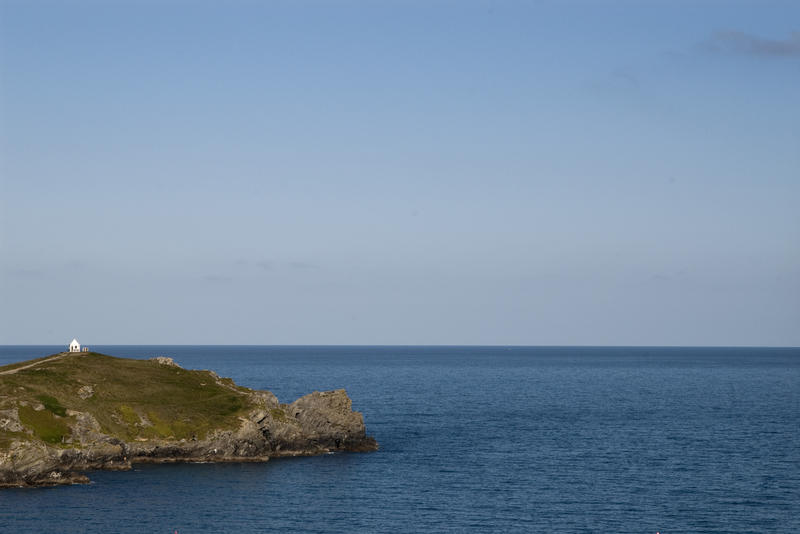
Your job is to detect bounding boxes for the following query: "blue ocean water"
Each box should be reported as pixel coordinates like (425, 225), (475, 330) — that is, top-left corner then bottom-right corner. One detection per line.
(1, 345), (798, 533)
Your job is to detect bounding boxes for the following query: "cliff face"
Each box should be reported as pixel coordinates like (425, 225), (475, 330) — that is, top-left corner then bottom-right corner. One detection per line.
(0, 353), (377, 488)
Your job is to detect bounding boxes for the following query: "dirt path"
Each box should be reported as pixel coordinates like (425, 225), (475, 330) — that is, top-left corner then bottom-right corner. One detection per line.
(0, 352), (69, 376)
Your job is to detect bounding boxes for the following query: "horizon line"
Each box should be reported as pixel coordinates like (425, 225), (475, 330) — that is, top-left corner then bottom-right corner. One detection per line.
(1, 343), (798, 350)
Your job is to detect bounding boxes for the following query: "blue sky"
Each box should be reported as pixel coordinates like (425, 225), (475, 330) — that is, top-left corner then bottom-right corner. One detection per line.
(1, 0), (798, 345)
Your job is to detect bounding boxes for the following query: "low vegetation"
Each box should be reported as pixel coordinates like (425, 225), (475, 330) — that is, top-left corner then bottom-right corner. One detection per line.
(0, 352), (255, 446)
(17, 405), (72, 444)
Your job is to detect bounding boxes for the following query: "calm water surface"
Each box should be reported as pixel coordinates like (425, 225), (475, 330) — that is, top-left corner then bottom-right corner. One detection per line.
(1, 345), (798, 533)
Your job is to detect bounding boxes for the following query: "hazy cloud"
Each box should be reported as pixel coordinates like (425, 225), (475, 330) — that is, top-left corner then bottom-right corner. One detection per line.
(610, 68), (640, 89)
(5, 268), (45, 278)
(705, 30), (800, 58)
(289, 261), (317, 270)
(248, 260), (316, 272)
(203, 274), (233, 283)
(582, 67), (645, 98)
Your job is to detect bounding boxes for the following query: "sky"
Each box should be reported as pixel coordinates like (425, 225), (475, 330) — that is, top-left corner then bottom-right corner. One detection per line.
(0, 0), (798, 346)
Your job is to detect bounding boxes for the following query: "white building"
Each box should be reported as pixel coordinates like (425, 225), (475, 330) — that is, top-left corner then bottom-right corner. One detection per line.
(69, 338), (81, 352)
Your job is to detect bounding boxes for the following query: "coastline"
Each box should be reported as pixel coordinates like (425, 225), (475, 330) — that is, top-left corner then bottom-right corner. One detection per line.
(0, 352), (378, 488)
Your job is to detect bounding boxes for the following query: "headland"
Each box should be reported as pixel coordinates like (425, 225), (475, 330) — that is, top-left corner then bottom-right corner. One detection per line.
(0, 351), (377, 487)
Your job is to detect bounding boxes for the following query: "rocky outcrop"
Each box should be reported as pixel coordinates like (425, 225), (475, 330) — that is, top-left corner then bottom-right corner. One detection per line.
(0, 387), (377, 488)
(149, 357), (181, 368)
(0, 407), (24, 433)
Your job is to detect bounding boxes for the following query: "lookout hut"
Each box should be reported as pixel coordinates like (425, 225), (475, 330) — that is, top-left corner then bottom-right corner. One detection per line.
(69, 338), (81, 352)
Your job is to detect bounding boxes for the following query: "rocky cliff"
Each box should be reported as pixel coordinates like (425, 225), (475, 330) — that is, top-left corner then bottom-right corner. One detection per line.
(0, 352), (377, 487)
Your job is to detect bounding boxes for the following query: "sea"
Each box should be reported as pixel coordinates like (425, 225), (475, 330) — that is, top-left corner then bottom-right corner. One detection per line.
(0, 345), (798, 533)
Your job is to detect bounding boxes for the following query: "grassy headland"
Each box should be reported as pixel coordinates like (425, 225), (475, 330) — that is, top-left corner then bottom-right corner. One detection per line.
(0, 352), (253, 447)
(0, 351), (376, 488)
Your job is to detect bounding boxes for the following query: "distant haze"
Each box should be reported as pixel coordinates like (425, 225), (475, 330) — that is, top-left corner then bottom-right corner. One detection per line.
(1, 1), (798, 346)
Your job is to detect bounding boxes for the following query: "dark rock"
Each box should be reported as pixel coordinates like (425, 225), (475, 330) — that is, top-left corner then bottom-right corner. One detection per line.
(0, 387), (377, 487)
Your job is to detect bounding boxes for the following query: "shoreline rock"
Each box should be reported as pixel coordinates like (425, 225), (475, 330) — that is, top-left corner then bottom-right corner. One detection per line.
(0, 354), (378, 488)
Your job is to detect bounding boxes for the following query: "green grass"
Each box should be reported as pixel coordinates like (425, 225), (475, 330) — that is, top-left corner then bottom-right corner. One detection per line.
(0, 352), (256, 448)
(117, 404), (140, 424)
(36, 394), (67, 416)
(18, 405), (71, 444)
